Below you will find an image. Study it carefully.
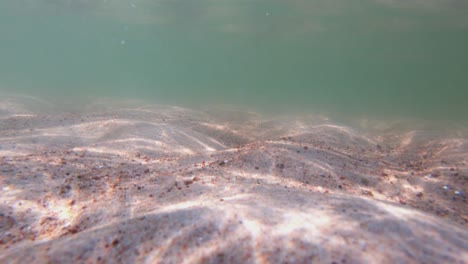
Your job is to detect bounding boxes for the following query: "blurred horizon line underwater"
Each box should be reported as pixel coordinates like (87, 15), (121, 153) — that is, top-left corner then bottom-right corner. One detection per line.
(0, 0), (467, 122)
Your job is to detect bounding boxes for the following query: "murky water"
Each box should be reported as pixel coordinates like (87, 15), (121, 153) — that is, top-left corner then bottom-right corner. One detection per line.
(1, 0), (467, 120)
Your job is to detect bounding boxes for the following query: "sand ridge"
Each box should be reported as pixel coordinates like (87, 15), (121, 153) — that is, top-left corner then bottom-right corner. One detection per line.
(0, 95), (467, 263)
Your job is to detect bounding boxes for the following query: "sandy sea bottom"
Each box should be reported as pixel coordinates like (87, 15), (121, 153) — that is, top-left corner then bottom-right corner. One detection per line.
(0, 95), (467, 263)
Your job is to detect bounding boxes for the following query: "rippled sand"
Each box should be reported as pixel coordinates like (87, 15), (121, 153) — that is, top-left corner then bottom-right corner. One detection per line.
(0, 95), (467, 263)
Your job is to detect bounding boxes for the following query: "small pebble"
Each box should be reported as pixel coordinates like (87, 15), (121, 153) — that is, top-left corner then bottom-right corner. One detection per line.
(443, 185), (449, 190)
(454, 191), (461, 195)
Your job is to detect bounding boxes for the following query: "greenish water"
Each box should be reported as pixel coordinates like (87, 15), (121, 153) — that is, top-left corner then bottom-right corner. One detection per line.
(1, 0), (467, 120)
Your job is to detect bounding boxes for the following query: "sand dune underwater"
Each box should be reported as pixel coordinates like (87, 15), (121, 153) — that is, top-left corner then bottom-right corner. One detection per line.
(0, 95), (466, 263)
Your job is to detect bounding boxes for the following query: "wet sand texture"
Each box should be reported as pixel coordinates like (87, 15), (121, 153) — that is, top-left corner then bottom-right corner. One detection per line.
(0, 96), (467, 263)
